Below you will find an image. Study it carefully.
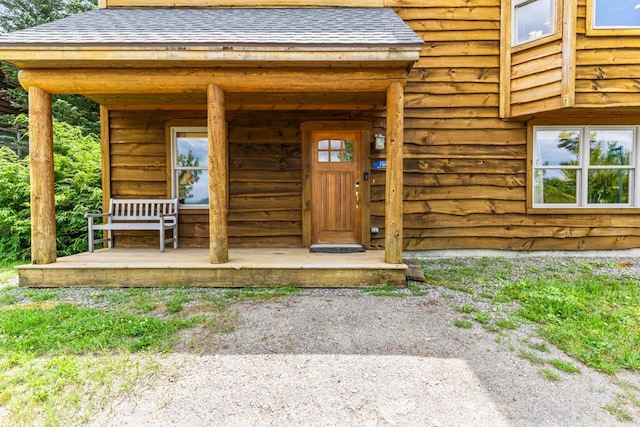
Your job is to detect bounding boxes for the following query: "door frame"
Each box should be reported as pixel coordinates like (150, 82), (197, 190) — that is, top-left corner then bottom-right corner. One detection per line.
(301, 121), (371, 247)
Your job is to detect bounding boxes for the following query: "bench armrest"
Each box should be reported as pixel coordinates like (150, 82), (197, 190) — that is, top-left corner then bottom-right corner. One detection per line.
(85, 212), (112, 219)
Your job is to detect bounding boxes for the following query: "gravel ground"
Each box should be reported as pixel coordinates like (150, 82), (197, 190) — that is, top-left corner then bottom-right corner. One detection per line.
(88, 257), (640, 426)
(4, 257), (640, 425)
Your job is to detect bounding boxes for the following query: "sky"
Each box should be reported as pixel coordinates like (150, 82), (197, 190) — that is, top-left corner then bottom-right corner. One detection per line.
(594, 0), (640, 27)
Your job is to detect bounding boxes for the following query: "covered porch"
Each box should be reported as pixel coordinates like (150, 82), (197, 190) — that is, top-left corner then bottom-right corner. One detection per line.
(0, 7), (423, 287)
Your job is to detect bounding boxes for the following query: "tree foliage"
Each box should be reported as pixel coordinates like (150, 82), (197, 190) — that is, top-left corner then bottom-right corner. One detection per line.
(0, 115), (102, 263)
(0, 0), (100, 140)
(0, 0), (96, 32)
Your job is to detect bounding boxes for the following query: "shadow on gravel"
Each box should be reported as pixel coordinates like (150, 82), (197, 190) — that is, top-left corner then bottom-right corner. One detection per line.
(168, 293), (627, 426)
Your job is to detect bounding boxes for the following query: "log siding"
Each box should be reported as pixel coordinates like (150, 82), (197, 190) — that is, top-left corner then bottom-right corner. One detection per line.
(105, 0), (640, 252)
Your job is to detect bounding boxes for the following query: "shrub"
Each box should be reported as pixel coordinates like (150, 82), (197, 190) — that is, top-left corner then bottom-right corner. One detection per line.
(0, 115), (102, 263)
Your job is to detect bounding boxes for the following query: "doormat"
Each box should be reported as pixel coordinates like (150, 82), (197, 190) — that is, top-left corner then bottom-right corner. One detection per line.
(309, 244), (366, 254)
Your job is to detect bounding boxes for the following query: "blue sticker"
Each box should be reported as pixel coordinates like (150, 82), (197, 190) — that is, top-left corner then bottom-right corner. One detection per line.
(372, 160), (387, 170)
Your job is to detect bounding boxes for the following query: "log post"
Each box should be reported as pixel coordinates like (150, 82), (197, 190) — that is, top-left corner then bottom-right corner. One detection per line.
(29, 86), (56, 264)
(385, 81), (404, 264)
(207, 84), (228, 263)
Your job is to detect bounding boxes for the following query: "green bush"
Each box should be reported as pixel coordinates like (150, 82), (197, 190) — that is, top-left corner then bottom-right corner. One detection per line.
(0, 115), (102, 264)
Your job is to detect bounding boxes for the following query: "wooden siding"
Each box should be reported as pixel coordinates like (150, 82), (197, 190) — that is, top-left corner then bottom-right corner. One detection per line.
(574, 0), (640, 109)
(109, 110), (378, 248)
(500, 0), (575, 118)
(398, 0), (640, 251)
(105, 0), (640, 252)
(502, 0), (640, 116)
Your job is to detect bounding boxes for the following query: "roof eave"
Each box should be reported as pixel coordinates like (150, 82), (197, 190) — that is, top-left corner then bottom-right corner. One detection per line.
(0, 45), (422, 69)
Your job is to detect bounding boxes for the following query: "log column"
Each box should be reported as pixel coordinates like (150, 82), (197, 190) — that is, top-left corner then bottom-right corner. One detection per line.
(207, 84), (228, 263)
(29, 86), (56, 264)
(385, 81), (404, 264)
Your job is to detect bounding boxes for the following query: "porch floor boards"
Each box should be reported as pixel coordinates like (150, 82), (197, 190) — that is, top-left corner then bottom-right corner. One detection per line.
(17, 248), (407, 288)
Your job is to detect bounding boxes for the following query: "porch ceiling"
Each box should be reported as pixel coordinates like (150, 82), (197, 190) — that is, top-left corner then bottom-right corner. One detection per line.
(85, 92), (387, 111)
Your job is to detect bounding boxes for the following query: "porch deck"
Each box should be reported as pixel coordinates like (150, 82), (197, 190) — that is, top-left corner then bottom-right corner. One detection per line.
(17, 248), (407, 288)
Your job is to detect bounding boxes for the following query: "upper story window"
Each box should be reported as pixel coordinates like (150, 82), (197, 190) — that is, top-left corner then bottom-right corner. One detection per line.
(171, 127), (208, 208)
(513, 0), (555, 46)
(593, 0), (640, 29)
(587, 0), (640, 35)
(532, 126), (638, 208)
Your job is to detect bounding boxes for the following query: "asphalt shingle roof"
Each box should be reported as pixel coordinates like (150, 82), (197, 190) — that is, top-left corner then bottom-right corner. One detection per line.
(0, 8), (423, 48)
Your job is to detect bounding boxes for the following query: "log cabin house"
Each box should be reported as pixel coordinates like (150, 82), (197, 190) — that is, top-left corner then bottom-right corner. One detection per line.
(1, 0), (640, 287)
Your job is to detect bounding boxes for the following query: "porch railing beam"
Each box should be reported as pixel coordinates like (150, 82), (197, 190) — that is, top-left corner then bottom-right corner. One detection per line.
(384, 81), (404, 264)
(29, 86), (57, 264)
(207, 84), (228, 264)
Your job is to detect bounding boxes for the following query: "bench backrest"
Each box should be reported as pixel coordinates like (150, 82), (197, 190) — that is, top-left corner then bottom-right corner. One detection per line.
(109, 198), (178, 221)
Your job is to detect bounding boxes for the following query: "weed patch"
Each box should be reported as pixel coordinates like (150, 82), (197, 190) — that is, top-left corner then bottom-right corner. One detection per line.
(539, 367), (561, 382)
(548, 358), (581, 374)
(454, 318), (473, 329)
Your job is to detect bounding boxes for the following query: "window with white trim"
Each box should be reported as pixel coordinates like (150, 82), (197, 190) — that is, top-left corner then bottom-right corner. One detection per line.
(512, 0), (555, 46)
(592, 0), (640, 29)
(533, 126), (637, 208)
(171, 127), (208, 208)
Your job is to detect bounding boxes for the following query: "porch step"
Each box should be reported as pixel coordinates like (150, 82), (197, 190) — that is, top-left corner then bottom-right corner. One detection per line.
(309, 244), (366, 254)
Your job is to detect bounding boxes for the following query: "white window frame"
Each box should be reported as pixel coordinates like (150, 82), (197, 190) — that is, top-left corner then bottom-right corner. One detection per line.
(512, 0), (556, 47)
(532, 125), (640, 208)
(171, 127), (209, 209)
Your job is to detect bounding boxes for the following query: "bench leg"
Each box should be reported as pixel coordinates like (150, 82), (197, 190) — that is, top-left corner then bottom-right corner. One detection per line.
(174, 226), (178, 249)
(88, 219), (94, 253)
(159, 227), (165, 253)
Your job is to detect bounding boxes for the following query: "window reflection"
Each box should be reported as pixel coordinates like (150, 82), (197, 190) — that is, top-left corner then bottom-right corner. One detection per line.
(317, 138), (355, 163)
(594, 0), (640, 28)
(590, 129), (634, 166)
(534, 169), (577, 205)
(535, 129), (580, 166)
(174, 131), (208, 206)
(514, 0), (554, 45)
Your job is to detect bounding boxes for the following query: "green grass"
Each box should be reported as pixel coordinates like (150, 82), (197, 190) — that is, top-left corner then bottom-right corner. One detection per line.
(0, 285), (298, 426)
(0, 303), (194, 355)
(519, 350), (546, 365)
(422, 257), (515, 293)
(495, 274), (640, 374)
(548, 358), (581, 374)
(454, 318), (473, 329)
(362, 283), (426, 297)
(455, 303), (475, 314)
(527, 341), (550, 353)
(538, 367), (561, 382)
(425, 257), (639, 379)
(0, 261), (22, 284)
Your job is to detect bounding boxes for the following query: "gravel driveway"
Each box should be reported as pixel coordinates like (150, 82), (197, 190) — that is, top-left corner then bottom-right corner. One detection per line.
(88, 257), (640, 426)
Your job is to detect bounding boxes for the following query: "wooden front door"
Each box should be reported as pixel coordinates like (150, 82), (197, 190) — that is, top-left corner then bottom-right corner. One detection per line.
(310, 131), (362, 244)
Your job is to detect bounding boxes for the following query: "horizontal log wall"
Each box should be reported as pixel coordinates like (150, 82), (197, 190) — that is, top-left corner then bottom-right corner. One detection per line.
(109, 110), (375, 248)
(398, 0), (640, 251)
(509, 41), (565, 117)
(574, 0), (640, 108)
(106, 0), (640, 252)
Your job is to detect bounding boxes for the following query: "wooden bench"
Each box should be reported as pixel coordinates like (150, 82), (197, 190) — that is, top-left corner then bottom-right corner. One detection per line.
(86, 198), (178, 253)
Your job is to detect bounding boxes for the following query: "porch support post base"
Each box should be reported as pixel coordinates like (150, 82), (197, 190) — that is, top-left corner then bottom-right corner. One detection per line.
(29, 86), (56, 264)
(385, 81), (404, 264)
(208, 84), (229, 264)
